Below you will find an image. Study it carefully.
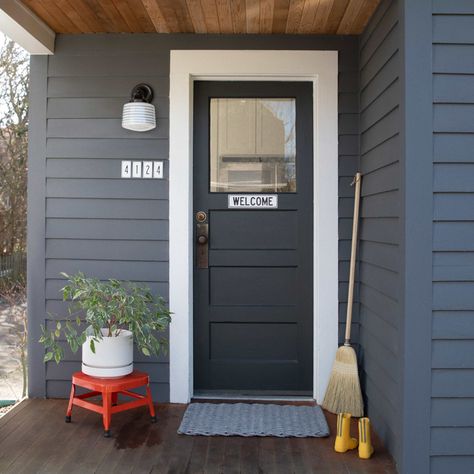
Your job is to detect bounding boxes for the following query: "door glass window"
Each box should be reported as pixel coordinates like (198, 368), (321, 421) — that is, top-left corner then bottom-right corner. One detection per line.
(210, 98), (296, 193)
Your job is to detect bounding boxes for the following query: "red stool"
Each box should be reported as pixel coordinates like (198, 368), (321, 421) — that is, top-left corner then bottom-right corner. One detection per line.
(66, 370), (156, 437)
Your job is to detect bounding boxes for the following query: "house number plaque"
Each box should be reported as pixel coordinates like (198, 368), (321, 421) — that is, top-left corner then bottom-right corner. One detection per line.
(121, 160), (163, 179)
(228, 194), (278, 209)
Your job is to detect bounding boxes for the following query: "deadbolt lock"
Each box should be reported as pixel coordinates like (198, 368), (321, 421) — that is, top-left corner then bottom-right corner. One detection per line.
(196, 211), (207, 223)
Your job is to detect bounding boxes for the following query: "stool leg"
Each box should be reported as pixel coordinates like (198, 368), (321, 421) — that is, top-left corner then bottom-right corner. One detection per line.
(146, 385), (156, 422)
(112, 392), (118, 406)
(103, 391), (112, 437)
(65, 384), (75, 422)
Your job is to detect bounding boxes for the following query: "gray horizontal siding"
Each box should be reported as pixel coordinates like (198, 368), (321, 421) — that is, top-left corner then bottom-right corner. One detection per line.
(46, 138), (169, 158)
(433, 312), (474, 339)
(46, 239), (168, 260)
(431, 0), (474, 467)
(45, 260), (168, 281)
(47, 76), (170, 98)
(46, 219), (169, 240)
(358, 0), (402, 464)
(46, 199), (169, 219)
(431, 456), (474, 474)
(47, 97), (169, 119)
(28, 33), (361, 403)
(46, 179), (169, 199)
(47, 118), (169, 139)
(42, 40), (171, 401)
(432, 369), (474, 397)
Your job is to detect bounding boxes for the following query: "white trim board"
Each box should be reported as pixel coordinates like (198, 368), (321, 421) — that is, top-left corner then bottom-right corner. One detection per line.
(0, 0), (55, 54)
(169, 50), (338, 404)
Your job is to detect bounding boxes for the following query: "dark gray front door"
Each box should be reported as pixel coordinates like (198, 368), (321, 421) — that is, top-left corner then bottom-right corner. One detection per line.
(193, 81), (313, 395)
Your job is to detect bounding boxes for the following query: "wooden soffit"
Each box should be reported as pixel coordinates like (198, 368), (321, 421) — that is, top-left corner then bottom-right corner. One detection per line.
(21, 0), (380, 35)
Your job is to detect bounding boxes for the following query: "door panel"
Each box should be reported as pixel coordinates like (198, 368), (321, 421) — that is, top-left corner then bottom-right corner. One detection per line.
(193, 81), (313, 394)
(210, 323), (298, 360)
(211, 210), (297, 249)
(210, 267), (297, 306)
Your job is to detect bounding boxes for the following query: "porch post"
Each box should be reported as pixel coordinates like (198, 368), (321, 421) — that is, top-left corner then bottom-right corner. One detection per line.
(399, 0), (433, 472)
(27, 56), (48, 397)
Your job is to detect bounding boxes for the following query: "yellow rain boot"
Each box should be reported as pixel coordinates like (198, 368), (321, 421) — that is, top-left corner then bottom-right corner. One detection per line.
(334, 413), (358, 453)
(358, 417), (374, 459)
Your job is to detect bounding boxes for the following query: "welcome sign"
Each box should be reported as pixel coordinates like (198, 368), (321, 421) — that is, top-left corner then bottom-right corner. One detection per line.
(228, 194), (278, 209)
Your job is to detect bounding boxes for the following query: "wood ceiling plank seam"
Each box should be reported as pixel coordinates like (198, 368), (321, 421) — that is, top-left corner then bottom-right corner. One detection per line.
(185, 0), (208, 33)
(351, 0), (380, 35)
(55, 0), (95, 33)
(173, 0), (196, 33)
(229, 0), (246, 34)
(216, 0), (234, 34)
(299, 0), (321, 34)
(271, 0), (291, 34)
(200, 0), (220, 33)
(93, 0), (133, 32)
(337, 0), (365, 34)
(285, 0), (305, 34)
(324, 0), (350, 34)
(110, 0), (145, 32)
(80, 0), (118, 32)
(245, 0), (260, 34)
(312, 0), (334, 34)
(125, 0), (157, 32)
(22, 0), (69, 33)
(259, 0), (274, 34)
(152, 0), (181, 33)
(140, 0), (171, 32)
(73, 0), (107, 32)
(45, 1), (80, 33)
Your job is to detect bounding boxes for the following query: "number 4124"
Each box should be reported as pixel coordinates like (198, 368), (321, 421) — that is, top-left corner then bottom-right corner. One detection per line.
(121, 161), (163, 179)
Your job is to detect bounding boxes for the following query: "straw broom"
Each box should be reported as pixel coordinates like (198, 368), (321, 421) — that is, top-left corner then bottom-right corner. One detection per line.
(322, 172), (364, 417)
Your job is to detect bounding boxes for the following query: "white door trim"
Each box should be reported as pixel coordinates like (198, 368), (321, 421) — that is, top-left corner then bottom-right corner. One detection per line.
(169, 50), (338, 403)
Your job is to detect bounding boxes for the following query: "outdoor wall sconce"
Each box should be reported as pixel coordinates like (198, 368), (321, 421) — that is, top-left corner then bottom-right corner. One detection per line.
(122, 83), (156, 132)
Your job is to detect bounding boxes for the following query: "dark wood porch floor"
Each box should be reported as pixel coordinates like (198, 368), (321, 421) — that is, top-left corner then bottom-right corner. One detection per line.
(0, 399), (396, 473)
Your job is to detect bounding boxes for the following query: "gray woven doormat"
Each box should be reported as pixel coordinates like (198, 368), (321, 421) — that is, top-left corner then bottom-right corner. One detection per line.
(177, 403), (330, 437)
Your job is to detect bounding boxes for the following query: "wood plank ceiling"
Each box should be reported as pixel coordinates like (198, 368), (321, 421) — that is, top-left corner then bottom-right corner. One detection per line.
(22, 0), (380, 35)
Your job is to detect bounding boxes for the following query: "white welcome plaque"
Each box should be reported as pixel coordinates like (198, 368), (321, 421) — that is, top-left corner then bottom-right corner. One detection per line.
(228, 194), (278, 209)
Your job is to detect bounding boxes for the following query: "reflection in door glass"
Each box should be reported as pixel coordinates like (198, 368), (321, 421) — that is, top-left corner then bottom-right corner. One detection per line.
(210, 98), (296, 193)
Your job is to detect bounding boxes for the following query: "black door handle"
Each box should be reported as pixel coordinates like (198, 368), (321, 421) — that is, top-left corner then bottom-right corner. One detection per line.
(196, 220), (208, 269)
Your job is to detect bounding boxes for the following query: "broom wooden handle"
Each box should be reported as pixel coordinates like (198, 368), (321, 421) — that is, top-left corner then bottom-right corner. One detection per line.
(344, 172), (362, 345)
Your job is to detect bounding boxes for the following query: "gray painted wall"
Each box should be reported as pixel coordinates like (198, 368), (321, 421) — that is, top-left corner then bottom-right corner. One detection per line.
(28, 34), (361, 403)
(431, 0), (474, 471)
(358, 0), (402, 464)
(361, 1), (474, 471)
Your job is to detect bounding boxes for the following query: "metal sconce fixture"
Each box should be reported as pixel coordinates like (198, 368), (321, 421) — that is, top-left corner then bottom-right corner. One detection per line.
(122, 83), (156, 132)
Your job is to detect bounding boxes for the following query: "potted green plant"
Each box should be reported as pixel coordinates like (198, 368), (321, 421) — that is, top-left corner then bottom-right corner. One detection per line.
(39, 272), (171, 378)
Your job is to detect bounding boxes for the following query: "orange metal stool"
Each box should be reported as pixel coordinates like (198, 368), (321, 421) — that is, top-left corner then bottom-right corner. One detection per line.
(66, 370), (156, 437)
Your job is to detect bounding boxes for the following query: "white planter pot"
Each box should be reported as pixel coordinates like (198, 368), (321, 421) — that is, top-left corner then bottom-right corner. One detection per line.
(82, 328), (133, 378)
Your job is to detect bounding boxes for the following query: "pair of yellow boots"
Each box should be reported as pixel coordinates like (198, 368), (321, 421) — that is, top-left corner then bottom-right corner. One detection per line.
(334, 413), (374, 459)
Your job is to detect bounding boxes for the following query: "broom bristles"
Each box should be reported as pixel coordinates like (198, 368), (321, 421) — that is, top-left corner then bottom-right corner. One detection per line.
(322, 345), (364, 417)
